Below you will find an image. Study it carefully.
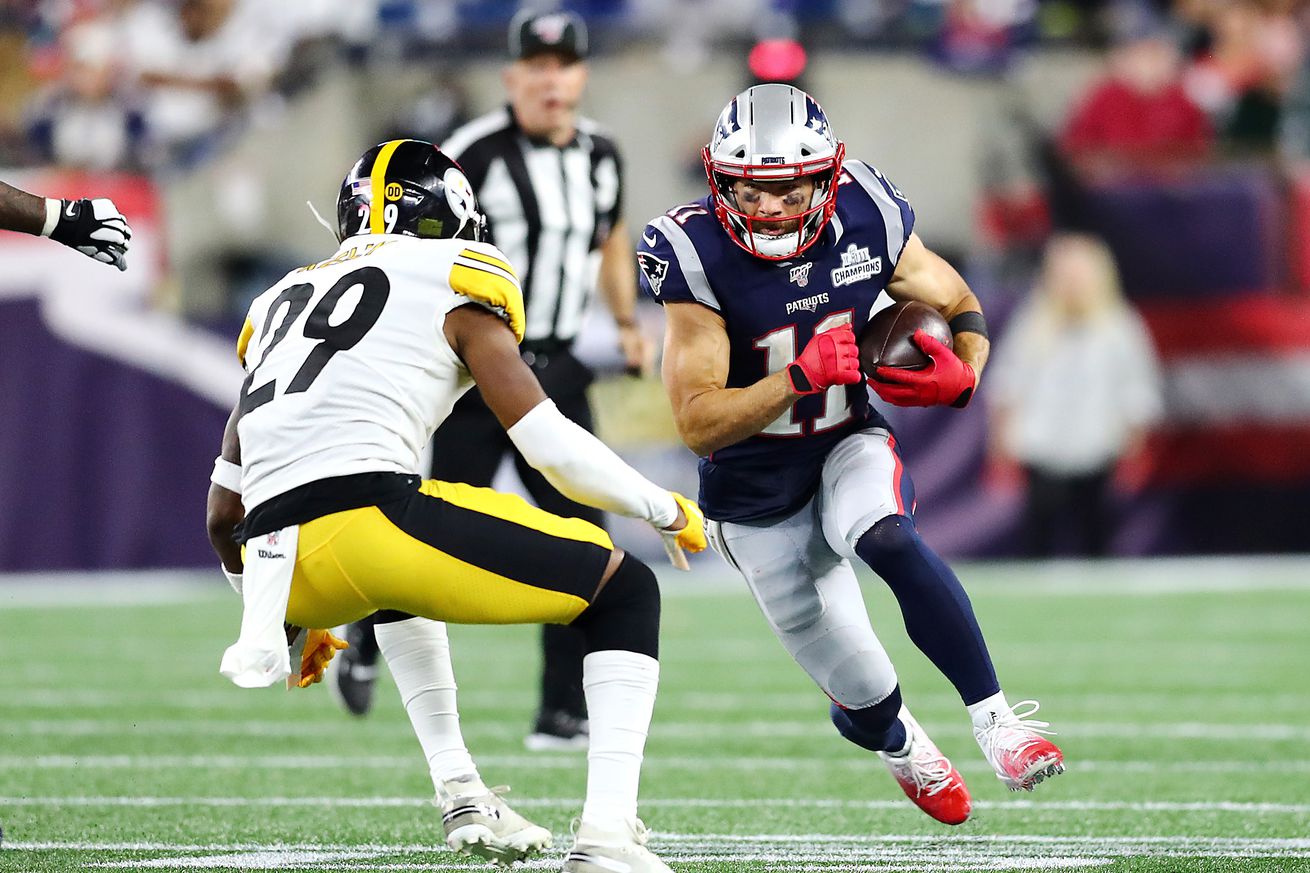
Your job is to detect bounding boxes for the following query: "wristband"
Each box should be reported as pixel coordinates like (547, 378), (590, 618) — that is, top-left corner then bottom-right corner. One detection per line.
(40, 199), (61, 238)
(948, 311), (988, 340)
(211, 456), (243, 494)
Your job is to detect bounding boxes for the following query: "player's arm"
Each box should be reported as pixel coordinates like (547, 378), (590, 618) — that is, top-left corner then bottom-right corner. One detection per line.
(206, 402), (245, 577)
(597, 219), (654, 375)
(885, 233), (989, 377)
(206, 401), (245, 579)
(0, 180), (46, 234)
(444, 304), (703, 551)
(662, 301), (860, 456)
(873, 233), (988, 408)
(0, 179), (132, 270)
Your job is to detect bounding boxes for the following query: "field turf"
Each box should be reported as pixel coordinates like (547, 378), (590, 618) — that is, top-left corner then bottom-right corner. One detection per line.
(2, 557), (1309, 872)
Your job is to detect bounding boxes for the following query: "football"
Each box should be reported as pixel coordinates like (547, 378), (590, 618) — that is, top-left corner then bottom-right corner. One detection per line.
(858, 300), (952, 374)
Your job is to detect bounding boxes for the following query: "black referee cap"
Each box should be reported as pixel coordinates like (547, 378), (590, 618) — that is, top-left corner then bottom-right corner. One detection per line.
(509, 9), (588, 61)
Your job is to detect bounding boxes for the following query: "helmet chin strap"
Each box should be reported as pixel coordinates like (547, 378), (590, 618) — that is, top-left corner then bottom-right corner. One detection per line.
(306, 200), (339, 240)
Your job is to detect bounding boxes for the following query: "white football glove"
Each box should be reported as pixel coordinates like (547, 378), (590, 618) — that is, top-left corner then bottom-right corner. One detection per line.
(47, 197), (132, 271)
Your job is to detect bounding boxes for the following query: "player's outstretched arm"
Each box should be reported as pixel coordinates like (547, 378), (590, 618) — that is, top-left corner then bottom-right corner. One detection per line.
(0, 180), (47, 235)
(662, 301), (860, 456)
(206, 401), (246, 587)
(0, 180), (132, 270)
(445, 304), (705, 558)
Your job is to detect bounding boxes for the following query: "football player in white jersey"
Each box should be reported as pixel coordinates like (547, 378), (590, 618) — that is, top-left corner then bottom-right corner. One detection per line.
(206, 140), (704, 873)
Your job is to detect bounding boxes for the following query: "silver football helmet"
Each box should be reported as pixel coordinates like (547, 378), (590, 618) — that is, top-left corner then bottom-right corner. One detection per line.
(702, 84), (844, 260)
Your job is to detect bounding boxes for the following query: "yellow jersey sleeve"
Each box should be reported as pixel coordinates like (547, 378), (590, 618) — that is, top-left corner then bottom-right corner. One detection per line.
(448, 245), (526, 343)
(236, 317), (254, 368)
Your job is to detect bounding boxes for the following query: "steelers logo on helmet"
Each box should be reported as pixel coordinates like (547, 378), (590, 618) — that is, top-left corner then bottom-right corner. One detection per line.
(702, 84), (844, 261)
(336, 140), (485, 243)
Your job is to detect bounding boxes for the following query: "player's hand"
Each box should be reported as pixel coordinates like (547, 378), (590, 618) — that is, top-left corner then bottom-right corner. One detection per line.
(658, 491), (706, 570)
(49, 198), (132, 271)
(871, 330), (976, 408)
(617, 322), (655, 377)
(788, 324), (862, 395)
(295, 628), (349, 688)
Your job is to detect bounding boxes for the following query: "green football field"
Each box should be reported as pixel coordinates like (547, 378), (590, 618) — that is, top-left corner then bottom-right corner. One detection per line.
(2, 557), (1309, 872)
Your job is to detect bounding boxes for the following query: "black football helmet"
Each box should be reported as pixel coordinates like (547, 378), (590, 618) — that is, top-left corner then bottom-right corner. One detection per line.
(335, 139), (486, 242)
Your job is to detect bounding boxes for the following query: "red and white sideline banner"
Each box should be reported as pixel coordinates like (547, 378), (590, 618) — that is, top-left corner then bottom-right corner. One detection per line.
(1139, 295), (1310, 484)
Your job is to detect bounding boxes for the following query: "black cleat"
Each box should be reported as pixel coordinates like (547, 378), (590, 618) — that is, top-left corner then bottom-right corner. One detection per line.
(328, 622), (380, 717)
(524, 708), (589, 751)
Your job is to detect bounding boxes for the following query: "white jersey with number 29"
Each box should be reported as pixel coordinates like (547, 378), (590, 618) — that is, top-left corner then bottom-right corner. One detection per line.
(234, 234), (525, 511)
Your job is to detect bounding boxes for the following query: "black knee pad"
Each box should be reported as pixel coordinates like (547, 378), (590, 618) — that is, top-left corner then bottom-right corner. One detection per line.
(856, 515), (920, 569)
(570, 552), (660, 659)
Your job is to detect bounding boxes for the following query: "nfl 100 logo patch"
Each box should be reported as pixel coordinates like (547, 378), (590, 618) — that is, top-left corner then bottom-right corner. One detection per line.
(789, 262), (814, 287)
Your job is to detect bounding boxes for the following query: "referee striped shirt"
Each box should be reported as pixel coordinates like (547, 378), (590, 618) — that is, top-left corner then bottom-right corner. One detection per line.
(442, 106), (623, 347)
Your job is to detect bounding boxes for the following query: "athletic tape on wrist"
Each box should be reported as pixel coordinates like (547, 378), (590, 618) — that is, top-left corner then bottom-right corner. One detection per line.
(211, 456), (243, 494)
(40, 199), (61, 238)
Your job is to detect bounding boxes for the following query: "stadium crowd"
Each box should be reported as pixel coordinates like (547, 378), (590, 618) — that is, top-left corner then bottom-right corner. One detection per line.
(2, 0), (1307, 557)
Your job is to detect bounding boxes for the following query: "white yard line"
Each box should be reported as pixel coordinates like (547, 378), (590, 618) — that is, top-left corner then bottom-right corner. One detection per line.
(6, 717), (1309, 742)
(7, 835), (1310, 871)
(2, 796), (1308, 815)
(12, 836), (1310, 851)
(6, 753), (1310, 776)
(5, 688), (1310, 711)
(3, 556), (1310, 607)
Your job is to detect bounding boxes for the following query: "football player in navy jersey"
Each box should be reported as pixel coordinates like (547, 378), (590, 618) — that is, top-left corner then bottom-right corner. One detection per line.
(638, 85), (1065, 825)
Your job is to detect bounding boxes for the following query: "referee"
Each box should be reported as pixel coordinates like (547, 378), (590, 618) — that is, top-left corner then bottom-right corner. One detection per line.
(333, 10), (651, 751)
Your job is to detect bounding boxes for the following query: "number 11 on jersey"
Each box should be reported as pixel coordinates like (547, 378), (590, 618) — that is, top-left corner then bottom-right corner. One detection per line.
(753, 310), (855, 436)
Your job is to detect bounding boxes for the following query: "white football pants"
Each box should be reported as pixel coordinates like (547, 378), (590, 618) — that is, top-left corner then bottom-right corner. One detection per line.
(705, 429), (911, 709)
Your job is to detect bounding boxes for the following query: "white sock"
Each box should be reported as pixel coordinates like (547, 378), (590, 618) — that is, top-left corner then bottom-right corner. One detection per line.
(967, 690), (1016, 732)
(374, 617), (480, 791)
(580, 650), (659, 833)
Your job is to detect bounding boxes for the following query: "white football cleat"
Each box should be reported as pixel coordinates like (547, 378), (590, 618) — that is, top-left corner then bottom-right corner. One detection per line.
(561, 818), (673, 873)
(436, 775), (553, 866)
(974, 699), (1065, 791)
(877, 707), (972, 825)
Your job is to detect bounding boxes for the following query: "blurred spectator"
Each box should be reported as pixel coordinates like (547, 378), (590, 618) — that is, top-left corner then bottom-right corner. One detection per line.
(923, 0), (1034, 75)
(1182, 0), (1304, 155)
(27, 19), (146, 170)
(986, 233), (1163, 557)
(119, 0), (289, 163)
(379, 71), (470, 146)
(1060, 21), (1212, 173)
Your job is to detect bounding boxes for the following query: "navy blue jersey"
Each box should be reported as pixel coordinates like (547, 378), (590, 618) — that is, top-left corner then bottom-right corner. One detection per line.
(639, 159), (915, 522)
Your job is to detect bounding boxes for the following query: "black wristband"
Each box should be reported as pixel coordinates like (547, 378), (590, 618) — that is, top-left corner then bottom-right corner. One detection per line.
(787, 363), (814, 394)
(948, 311), (988, 340)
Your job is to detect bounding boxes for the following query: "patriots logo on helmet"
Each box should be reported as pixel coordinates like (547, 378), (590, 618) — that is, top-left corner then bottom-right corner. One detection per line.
(712, 99), (741, 150)
(532, 14), (569, 43)
(637, 251), (669, 296)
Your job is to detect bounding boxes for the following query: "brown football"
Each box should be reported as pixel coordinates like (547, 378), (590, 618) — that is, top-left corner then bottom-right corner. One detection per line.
(859, 300), (952, 374)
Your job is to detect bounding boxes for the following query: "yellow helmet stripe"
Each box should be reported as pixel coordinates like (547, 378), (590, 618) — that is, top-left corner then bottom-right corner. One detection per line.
(368, 139), (409, 235)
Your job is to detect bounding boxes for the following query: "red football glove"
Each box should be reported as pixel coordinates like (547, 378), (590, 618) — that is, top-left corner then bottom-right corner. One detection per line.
(871, 330), (976, 408)
(788, 324), (862, 395)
